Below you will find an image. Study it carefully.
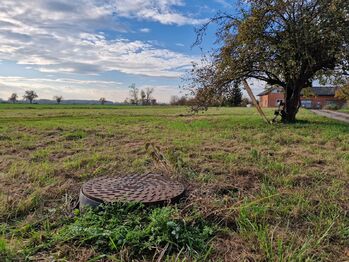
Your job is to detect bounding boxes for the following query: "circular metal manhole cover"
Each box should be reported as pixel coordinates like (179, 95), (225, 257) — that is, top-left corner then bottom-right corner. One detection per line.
(80, 174), (185, 208)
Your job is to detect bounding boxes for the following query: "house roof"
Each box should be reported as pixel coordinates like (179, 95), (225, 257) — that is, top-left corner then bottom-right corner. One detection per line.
(310, 86), (337, 96)
(257, 86), (337, 96)
(257, 88), (273, 96)
(257, 86), (282, 96)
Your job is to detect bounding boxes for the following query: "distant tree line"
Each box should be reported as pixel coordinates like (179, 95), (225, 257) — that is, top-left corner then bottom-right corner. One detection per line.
(7, 91), (64, 104)
(5, 87), (158, 105)
(4, 84), (254, 107)
(125, 84), (157, 105)
(6, 91), (112, 105)
(171, 83), (250, 108)
(8, 90), (39, 104)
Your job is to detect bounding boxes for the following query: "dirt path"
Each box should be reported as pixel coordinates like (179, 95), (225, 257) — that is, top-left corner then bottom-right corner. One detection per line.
(311, 109), (349, 124)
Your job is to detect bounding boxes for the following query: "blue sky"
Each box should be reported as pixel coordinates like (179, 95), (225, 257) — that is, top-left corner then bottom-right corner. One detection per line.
(0, 0), (244, 102)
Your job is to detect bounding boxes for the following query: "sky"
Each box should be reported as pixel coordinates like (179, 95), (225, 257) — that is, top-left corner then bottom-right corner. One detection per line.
(0, 0), (258, 103)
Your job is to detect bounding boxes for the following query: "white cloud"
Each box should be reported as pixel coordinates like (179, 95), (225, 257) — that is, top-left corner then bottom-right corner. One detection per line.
(140, 28), (151, 33)
(214, 0), (233, 8)
(111, 0), (206, 26)
(0, 0), (201, 78)
(0, 76), (180, 102)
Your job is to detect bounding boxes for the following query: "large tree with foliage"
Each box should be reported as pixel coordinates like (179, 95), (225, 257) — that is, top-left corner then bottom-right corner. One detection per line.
(189, 0), (349, 122)
(23, 90), (38, 104)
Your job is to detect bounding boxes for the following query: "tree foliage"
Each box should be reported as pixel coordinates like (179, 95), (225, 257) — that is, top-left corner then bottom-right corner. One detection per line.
(140, 88), (154, 105)
(189, 0), (349, 122)
(127, 85), (156, 105)
(170, 96), (191, 106)
(23, 90), (38, 104)
(8, 93), (18, 104)
(302, 87), (316, 98)
(224, 82), (242, 106)
(99, 97), (107, 105)
(129, 83), (139, 105)
(335, 82), (349, 101)
(140, 89), (146, 105)
(145, 87), (154, 105)
(54, 96), (63, 104)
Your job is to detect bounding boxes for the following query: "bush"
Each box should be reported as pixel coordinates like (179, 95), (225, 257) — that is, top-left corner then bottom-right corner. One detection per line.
(323, 103), (340, 110)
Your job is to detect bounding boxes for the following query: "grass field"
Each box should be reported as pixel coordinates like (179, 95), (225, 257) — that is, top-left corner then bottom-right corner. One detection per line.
(0, 105), (348, 261)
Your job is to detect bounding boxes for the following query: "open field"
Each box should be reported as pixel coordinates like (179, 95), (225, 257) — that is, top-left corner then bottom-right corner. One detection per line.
(0, 105), (348, 261)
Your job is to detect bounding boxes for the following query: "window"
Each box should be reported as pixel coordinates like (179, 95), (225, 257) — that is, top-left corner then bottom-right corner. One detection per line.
(301, 100), (312, 108)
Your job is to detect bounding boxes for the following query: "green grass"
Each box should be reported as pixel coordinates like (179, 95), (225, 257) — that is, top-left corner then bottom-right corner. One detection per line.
(53, 203), (215, 260)
(339, 108), (349, 114)
(0, 105), (348, 261)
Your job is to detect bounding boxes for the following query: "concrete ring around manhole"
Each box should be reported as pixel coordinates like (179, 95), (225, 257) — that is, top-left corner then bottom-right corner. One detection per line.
(79, 173), (186, 209)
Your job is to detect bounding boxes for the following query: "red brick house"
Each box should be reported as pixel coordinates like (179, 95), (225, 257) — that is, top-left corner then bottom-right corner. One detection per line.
(257, 86), (345, 109)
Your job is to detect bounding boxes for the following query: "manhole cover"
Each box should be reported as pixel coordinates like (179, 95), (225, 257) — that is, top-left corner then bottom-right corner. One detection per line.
(80, 174), (185, 208)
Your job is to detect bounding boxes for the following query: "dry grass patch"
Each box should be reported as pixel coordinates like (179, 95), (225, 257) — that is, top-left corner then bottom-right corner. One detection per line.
(0, 105), (348, 261)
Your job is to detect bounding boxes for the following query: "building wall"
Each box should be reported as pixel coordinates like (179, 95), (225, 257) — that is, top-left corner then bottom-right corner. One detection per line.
(268, 93), (284, 107)
(259, 93), (345, 108)
(259, 93), (284, 107)
(259, 95), (269, 107)
(300, 96), (346, 109)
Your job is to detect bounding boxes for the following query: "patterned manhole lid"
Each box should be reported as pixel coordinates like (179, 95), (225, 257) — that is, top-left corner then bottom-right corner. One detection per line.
(80, 174), (185, 208)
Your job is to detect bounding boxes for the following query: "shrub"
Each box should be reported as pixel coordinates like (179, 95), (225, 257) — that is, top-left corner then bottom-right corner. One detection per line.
(323, 103), (340, 110)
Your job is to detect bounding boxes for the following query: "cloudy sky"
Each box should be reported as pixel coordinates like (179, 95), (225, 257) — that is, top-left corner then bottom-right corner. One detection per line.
(0, 0), (249, 102)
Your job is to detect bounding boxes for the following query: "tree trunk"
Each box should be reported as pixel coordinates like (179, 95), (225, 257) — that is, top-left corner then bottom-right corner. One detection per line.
(281, 85), (301, 123)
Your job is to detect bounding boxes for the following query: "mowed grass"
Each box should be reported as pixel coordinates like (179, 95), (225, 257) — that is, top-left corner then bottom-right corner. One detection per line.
(0, 105), (348, 261)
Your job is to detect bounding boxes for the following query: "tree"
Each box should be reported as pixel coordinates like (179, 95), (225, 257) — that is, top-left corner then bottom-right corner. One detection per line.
(302, 87), (316, 98)
(336, 82), (349, 102)
(129, 84), (139, 105)
(145, 87), (154, 105)
(225, 82), (242, 107)
(170, 96), (180, 105)
(23, 90), (38, 104)
(170, 95), (189, 106)
(192, 87), (224, 110)
(139, 87), (155, 105)
(99, 97), (107, 105)
(190, 0), (349, 122)
(241, 98), (251, 107)
(8, 93), (18, 104)
(54, 96), (63, 104)
(140, 90), (146, 105)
